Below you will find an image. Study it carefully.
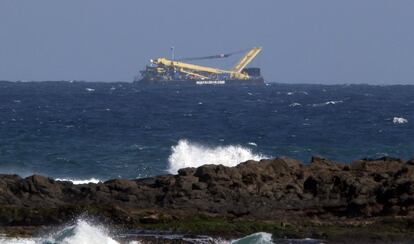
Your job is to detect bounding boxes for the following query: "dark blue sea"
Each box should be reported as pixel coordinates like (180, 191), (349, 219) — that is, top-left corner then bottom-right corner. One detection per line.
(0, 81), (413, 182)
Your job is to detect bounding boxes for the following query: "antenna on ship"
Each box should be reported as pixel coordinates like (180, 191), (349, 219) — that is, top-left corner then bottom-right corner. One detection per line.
(171, 46), (175, 61)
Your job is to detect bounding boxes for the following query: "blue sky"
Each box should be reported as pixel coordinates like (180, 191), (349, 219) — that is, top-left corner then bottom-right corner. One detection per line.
(1, 0), (413, 83)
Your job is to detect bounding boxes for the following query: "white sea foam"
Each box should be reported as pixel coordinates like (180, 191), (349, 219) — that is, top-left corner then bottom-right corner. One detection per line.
(286, 91), (308, 96)
(167, 139), (267, 174)
(231, 232), (273, 244)
(247, 142), (258, 147)
(312, 100), (343, 107)
(393, 117), (408, 124)
(289, 102), (301, 107)
(0, 237), (38, 244)
(48, 219), (118, 244)
(0, 230), (275, 244)
(325, 100), (343, 105)
(0, 219), (122, 244)
(0, 223), (297, 244)
(55, 178), (101, 184)
(85, 88), (95, 92)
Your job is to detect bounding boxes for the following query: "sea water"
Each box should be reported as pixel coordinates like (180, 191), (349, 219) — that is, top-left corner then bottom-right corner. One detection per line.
(0, 218), (321, 243)
(0, 81), (413, 243)
(0, 81), (412, 182)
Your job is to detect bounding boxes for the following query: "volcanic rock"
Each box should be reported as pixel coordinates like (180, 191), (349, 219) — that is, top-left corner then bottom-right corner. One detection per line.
(0, 156), (414, 231)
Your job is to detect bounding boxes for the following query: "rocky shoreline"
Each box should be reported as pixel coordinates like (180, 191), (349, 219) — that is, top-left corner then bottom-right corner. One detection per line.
(1, 156), (414, 242)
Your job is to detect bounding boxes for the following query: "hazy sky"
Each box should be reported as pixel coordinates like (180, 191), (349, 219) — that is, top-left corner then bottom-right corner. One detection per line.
(1, 0), (413, 84)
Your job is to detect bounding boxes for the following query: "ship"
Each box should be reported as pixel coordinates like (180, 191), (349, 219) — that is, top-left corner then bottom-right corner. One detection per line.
(133, 47), (264, 85)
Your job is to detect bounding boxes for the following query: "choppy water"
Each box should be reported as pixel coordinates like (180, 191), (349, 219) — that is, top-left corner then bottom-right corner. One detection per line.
(0, 218), (321, 244)
(0, 81), (413, 183)
(1, 81), (412, 243)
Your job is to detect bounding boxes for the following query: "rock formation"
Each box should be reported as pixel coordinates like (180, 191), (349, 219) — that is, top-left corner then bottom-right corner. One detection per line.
(1, 156), (414, 240)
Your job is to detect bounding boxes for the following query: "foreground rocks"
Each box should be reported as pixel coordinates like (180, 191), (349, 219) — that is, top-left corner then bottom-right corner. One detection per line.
(1, 156), (414, 242)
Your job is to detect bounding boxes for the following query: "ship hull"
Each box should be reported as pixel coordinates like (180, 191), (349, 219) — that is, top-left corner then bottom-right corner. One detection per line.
(134, 77), (265, 86)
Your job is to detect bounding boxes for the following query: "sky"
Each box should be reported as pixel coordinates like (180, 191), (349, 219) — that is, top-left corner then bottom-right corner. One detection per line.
(1, 0), (414, 84)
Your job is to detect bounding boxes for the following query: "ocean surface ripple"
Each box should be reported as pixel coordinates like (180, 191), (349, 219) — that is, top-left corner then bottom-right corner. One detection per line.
(0, 81), (413, 181)
(0, 218), (277, 244)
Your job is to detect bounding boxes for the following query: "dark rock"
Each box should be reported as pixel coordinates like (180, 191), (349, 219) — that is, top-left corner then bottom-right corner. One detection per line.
(178, 168), (196, 176)
(0, 156), (414, 229)
(105, 179), (137, 192)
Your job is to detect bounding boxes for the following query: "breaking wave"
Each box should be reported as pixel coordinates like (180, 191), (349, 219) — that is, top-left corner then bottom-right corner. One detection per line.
(167, 139), (267, 174)
(231, 232), (273, 244)
(0, 219), (119, 244)
(55, 178), (101, 185)
(312, 100), (343, 107)
(0, 219), (315, 243)
(393, 117), (408, 124)
(286, 91), (308, 96)
(289, 102), (302, 107)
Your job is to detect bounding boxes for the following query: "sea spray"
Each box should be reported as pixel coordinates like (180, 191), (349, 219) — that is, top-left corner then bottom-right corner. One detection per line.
(49, 219), (118, 244)
(231, 232), (273, 244)
(0, 237), (39, 244)
(0, 219), (120, 244)
(167, 139), (267, 174)
(55, 178), (101, 185)
(0, 218), (314, 243)
(1, 82), (412, 179)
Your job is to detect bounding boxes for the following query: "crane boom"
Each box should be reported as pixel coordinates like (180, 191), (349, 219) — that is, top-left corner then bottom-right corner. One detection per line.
(153, 58), (227, 74)
(179, 68), (210, 79)
(232, 47), (262, 73)
(178, 48), (249, 61)
(152, 58), (250, 79)
(136, 46), (265, 84)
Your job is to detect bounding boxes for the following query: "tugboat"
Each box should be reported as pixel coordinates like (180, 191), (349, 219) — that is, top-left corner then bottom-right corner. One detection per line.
(134, 47), (264, 85)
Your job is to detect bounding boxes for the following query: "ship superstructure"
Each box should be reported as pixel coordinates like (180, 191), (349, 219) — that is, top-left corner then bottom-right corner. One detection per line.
(134, 47), (264, 85)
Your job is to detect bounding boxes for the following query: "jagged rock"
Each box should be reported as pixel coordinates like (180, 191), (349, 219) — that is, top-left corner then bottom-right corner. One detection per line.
(1, 156), (414, 227)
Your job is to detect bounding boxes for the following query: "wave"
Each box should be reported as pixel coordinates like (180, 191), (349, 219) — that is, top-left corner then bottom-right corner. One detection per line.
(393, 117), (408, 124)
(231, 232), (273, 244)
(167, 139), (267, 174)
(312, 100), (343, 107)
(47, 219), (118, 244)
(55, 178), (101, 185)
(286, 91), (308, 96)
(0, 237), (38, 244)
(0, 218), (274, 244)
(0, 220), (317, 244)
(289, 102), (302, 107)
(0, 219), (119, 244)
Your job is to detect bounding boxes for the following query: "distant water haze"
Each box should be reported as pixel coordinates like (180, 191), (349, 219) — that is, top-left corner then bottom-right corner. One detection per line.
(1, 0), (414, 84)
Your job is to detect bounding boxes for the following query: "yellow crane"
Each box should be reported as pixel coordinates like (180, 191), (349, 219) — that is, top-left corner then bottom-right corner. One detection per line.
(231, 47), (262, 74)
(150, 47), (262, 80)
(151, 58), (231, 75)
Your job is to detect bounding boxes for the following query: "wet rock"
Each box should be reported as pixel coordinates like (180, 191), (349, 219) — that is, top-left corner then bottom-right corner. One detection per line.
(105, 179), (137, 192)
(0, 156), (413, 228)
(178, 168), (196, 176)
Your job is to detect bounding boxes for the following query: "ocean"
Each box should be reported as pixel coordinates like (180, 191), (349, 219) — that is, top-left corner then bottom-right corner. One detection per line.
(1, 81), (412, 181)
(0, 219), (319, 244)
(0, 81), (413, 243)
